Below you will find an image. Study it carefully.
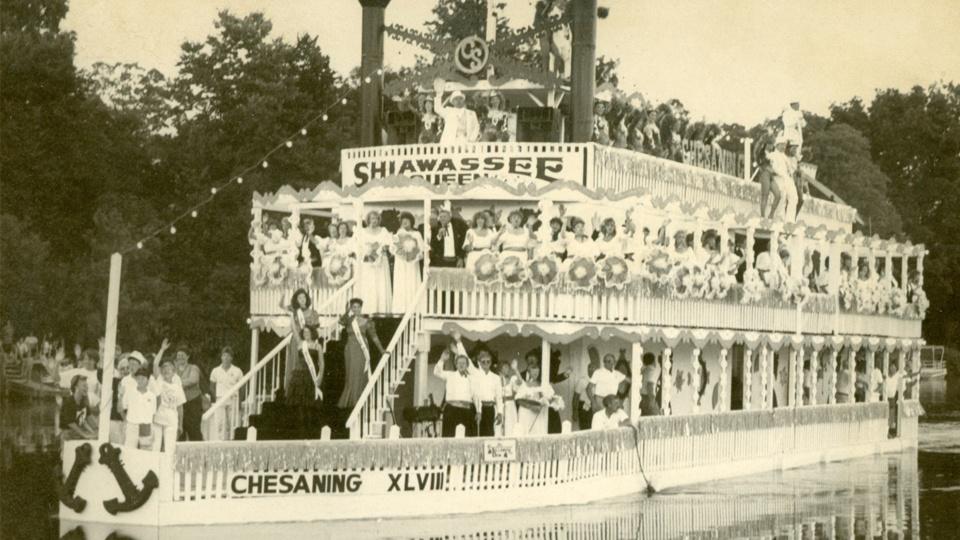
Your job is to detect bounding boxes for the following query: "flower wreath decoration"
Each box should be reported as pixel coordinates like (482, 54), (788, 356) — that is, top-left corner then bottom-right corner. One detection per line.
(645, 249), (674, 287)
(471, 250), (500, 286)
(267, 263), (287, 288)
(528, 255), (560, 289)
(669, 263), (691, 299)
(324, 254), (354, 287)
(566, 256), (598, 291)
(498, 254), (529, 289)
(741, 268), (765, 304)
(598, 255), (631, 290)
(395, 234), (422, 262)
(252, 262), (269, 287)
(361, 242), (382, 264)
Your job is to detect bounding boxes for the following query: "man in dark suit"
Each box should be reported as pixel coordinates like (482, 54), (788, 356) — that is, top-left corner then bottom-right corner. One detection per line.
(430, 207), (466, 268)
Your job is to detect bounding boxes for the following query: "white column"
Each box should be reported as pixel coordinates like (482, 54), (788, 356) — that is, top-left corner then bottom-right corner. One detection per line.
(809, 348), (819, 406)
(661, 348), (673, 416)
(827, 348), (838, 404)
(692, 347), (702, 413)
(743, 137), (752, 181)
(541, 338), (550, 392)
(743, 347), (754, 410)
(98, 254), (122, 443)
(746, 228), (756, 270)
(795, 346), (806, 407)
(759, 346), (769, 410)
(718, 348), (729, 412)
(866, 347), (877, 403)
(788, 346), (798, 407)
(881, 348), (891, 401)
(247, 328), (260, 414)
(630, 342), (643, 422)
(422, 199), (432, 276)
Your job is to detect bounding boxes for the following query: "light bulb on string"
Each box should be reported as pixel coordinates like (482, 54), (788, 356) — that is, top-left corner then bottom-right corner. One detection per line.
(341, 98), (348, 105)
(364, 76), (371, 84)
(285, 141), (293, 148)
(376, 68), (383, 76)
(236, 176), (243, 184)
(136, 241), (144, 250)
(300, 128), (307, 136)
(322, 114), (329, 121)
(262, 160), (269, 169)
(170, 226), (177, 235)
(191, 210), (198, 218)
(210, 187), (217, 195)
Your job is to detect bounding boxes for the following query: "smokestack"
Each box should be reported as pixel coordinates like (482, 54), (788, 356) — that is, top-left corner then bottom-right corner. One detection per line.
(570, 0), (598, 142)
(358, 0), (390, 147)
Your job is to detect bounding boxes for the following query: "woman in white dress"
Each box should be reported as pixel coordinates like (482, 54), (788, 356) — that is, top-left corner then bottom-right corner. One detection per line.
(463, 212), (496, 272)
(514, 357), (553, 436)
(318, 221), (339, 262)
(499, 357), (522, 436)
(497, 210), (532, 264)
(331, 222), (354, 256)
(390, 212), (424, 314)
(537, 217), (567, 259)
(564, 217), (599, 317)
(594, 218), (625, 320)
(356, 211), (394, 315)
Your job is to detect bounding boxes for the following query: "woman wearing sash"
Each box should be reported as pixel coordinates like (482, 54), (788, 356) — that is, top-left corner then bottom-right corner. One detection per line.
(281, 288), (319, 393)
(337, 298), (387, 410)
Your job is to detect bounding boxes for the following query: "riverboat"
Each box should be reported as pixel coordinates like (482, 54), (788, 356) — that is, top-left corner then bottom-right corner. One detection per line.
(59, 0), (926, 528)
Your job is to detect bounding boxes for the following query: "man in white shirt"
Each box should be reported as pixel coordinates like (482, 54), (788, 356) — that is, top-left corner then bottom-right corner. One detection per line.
(767, 138), (798, 222)
(471, 350), (503, 437)
(434, 337), (478, 437)
(780, 102), (805, 152)
(117, 352), (144, 420)
(430, 208), (466, 268)
(587, 353), (629, 418)
(434, 78), (480, 144)
(592, 395), (630, 431)
(123, 368), (157, 449)
(209, 347), (244, 441)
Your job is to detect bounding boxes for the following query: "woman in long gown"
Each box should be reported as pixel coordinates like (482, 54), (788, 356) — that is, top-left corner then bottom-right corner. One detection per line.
(287, 327), (321, 435)
(497, 210), (532, 264)
(282, 288), (319, 394)
(514, 358), (554, 436)
(564, 217), (599, 317)
(390, 212), (424, 314)
(463, 212), (496, 271)
(356, 211), (394, 315)
(499, 357), (521, 436)
(594, 217), (625, 320)
(337, 298), (387, 410)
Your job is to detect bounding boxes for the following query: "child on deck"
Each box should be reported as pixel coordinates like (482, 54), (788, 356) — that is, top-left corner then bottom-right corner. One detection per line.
(123, 368), (157, 449)
(151, 358), (185, 452)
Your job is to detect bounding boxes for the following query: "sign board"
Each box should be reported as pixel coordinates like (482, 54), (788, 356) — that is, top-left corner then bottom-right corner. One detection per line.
(454, 35), (489, 75)
(483, 439), (517, 463)
(342, 144), (588, 187)
(227, 468), (447, 498)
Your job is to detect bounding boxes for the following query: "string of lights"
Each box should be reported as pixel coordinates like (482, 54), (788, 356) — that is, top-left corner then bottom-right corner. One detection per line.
(119, 71), (384, 256)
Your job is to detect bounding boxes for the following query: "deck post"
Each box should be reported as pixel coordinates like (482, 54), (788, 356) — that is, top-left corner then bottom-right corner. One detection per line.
(413, 330), (430, 436)
(865, 344), (877, 402)
(629, 342), (642, 422)
(540, 338), (550, 392)
(570, 0), (597, 142)
(787, 346), (798, 407)
(97, 253), (122, 443)
(660, 347), (672, 416)
(358, 0), (389, 147)
(248, 328), (259, 414)
(827, 347), (838, 404)
(742, 346), (754, 410)
(880, 347), (891, 401)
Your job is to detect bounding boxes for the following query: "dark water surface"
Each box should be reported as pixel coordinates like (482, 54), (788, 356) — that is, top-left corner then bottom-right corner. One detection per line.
(3, 379), (958, 539)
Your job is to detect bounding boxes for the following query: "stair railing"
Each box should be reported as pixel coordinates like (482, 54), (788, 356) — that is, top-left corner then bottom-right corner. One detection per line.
(202, 278), (355, 441)
(345, 279), (429, 440)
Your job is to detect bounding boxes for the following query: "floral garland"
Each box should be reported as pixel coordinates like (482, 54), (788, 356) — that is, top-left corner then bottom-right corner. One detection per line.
(644, 249), (674, 287)
(323, 254), (354, 287)
(360, 241), (383, 264)
(598, 255), (631, 290)
(566, 257), (598, 291)
(498, 254), (529, 289)
(528, 255), (561, 289)
(741, 269), (764, 304)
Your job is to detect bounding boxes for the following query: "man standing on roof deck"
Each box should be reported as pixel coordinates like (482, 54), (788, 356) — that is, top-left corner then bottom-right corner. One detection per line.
(780, 101), (805, 154)
(433, 78), (479, 144)
(767, 137), (799, 222)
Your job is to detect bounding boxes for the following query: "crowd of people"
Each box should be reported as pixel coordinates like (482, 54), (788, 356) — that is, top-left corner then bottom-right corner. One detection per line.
(1, 326), (243, 451)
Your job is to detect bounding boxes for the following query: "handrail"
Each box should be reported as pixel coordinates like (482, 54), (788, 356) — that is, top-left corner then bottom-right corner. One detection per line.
(202, 334), (291, 423)
(345, 278), (429, 436)
(203, 278), (356, 425)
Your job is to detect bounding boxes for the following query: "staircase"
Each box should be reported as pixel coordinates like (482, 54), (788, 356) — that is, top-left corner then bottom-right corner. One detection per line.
(201, 279), (355, 441)
(345, 279), (429, 439)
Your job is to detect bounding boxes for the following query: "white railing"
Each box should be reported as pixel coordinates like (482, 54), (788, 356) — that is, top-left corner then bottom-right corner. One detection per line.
(250, 282), (344, 318)
(423, 271), (922, 339)
(203, 280), (356, 441)
(345, 279), (429, 440)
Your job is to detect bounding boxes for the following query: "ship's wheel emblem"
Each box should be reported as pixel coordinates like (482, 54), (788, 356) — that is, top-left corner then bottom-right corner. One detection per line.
(454, 35), (489, 75)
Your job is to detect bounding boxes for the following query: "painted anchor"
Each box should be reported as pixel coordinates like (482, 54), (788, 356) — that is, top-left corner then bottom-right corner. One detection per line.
(98, 443), (159, 515)
(58, 443), (93, 512)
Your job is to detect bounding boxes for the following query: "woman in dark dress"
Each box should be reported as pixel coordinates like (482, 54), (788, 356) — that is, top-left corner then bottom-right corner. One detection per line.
(337, 298), (386, 410)
(283, 288), (319, 393)
(287, 327), (322, 435)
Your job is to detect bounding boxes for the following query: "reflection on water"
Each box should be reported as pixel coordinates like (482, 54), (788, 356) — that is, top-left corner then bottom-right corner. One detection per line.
(3, 379), (958, 540)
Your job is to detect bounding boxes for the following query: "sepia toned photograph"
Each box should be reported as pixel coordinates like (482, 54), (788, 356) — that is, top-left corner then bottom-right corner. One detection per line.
(2, 0), (958, 538)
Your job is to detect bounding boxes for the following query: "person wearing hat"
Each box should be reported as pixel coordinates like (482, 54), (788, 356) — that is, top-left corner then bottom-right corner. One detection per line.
(433, 78), (479, 144)
(481, 90), (515, 142)
(123, 367), (157, 449)
(780, 102), (805, 153)
(766, 137), (798, 222)
(592, 93), (611, 145)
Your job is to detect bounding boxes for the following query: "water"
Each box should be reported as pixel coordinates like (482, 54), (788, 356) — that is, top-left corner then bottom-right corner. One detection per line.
(3, 379), (958, 539)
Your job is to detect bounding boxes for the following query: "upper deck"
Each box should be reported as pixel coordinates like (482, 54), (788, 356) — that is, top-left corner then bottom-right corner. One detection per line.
(340, 142), (858, 232)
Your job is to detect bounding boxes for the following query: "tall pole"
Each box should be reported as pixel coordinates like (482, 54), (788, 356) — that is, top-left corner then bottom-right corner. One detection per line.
(97, 253), (122, 442)
(570, 0), (597, 142)
(359, 0), (389, 147)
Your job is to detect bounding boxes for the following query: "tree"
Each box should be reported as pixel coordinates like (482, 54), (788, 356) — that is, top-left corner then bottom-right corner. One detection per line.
(424, 0), (509, 42)
(0, 215), (60, 335)
(804, 123), (903, 237)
